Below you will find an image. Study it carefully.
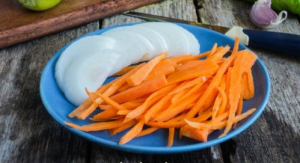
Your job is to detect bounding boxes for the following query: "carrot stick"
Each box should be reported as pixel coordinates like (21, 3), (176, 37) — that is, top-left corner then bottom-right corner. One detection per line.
(110, 75), (168, 104)
(180, 126), (211, 142)
(232, 37), (240, 54)
(242, 69), (255, 100)
(68, 83), (111, 118)
(166, 54), (195, 64)
(221, 50), (257, 137)
(209, 45), (230, 63)
(119, 119), (145, 145)
(169, 75), (206, 95)
(112, 65), (138, 76)
(89, 91), (127, 110)
(213, 108), (256, 130)
(146, 120), (186, 128)
(76, 63), (145, 119)
(186, 50), (240, 119)
(167, 60), (219, 84)
(127, 52), (167, 86)
(167, 128), (175, 147)
(64, 119), (123, 132)
(135, 127), (158, 138)
(144, 65), (175, 81)
(89, 108), (118, 121)
(124, 83), (178, 123)
(144, 94), (174, 123)
(109, 120), (137, 135)
(155, 93), (200, 122)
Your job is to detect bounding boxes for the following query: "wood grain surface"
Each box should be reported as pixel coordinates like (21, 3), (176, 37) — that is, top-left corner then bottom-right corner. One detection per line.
(0, 0), (163, 49)
(0, 0), (299, 162)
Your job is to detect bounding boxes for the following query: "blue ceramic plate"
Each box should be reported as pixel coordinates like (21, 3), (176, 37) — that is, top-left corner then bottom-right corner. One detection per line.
(40, 23), (271, 154)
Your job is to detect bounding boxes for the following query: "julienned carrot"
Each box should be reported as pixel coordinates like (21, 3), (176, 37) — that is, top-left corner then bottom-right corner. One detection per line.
(242, 69), (255, 100)
(76, 63), (146, 120)
(221, 50), (257, 137)
(144, 65), (175, 81)
(144, 94), (174, 123)
(213, 108), (256, 130)
(68, 82), (111, 118)
(167, 60), (219, 84)
(112, 65), (137, 76)
(135, 127), (158, 138)
(119, 119), (145, 145)
(64, 119), (123, 131)
(180, 125), (211, 142)
(109, 120), (137, 136)
(208, 45), (230, 63)
(127, 52), (167, 86)
(167, 128), (175, 147)
(66, 37), (258, 146)
(186, 48), (240, 119)
(124, 84), (178, 123)
(89, 107), (118, 121)
(110, 75), (168, 104)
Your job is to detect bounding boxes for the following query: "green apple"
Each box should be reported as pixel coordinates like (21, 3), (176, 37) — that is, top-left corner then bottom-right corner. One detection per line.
(18, 0), (61, 11)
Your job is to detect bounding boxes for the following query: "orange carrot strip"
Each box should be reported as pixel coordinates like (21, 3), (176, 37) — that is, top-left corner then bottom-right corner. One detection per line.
(176, 60), (206, 72)
(232, 37), (240, 54)
(124, 83), (178, 123)
(117, 84), (131, 92)
(117, 109), (131, 115)
(145, 65), (175, 81)
(144, 94), (174, 123)
(166, 54), (195, 64)
(110, 75), (168, 104)
(167, 128), (175, 147)
(213, 108), (256, 130)
(186, 50), (240, 119)
(171, 88), (190, 104)
(221, 50), (257, 137)
(169, 75), (206, 95)
(91, 92), (127, 110)
(180, 126), (211, 142)
(209, 45), (230, 63)
(119, 119), (145, 145)
(135, 127), (158, 138)
(155, 59), (177, 69)
(109, 120), (137, 136)
(242, 69), (255, 100)
(90, 108), (118, 121)
(76, 63), (145, 119)
(127, 52), (167, 86)
(167, 60), (219, 84)
(68, 83), (111, 118)
(64, 119), (123, 132)
(155, 93), (200, 122)
(146, 120), (186, 128)
(99, 104), (111, 110)
(112, 65), (137, 76)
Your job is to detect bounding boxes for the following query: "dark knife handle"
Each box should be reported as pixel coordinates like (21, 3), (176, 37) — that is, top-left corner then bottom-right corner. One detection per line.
(243, 29), (300, 56)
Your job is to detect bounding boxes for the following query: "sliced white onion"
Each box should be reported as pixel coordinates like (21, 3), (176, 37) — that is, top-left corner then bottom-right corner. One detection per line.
(108, 26), (168, 59)
(136, 22), (190, 57)
(179, 27), (200, 55)
(101, 30), (155, 74)
(55, 35), (116, 91)
(63, 49), (120, 106)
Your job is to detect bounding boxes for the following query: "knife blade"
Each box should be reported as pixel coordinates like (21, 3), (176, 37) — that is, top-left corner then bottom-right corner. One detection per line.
(123, 12), (300, 56)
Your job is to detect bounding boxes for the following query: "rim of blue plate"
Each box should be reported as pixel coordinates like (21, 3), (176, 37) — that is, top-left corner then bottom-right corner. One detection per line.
(40, 23), (271, 154)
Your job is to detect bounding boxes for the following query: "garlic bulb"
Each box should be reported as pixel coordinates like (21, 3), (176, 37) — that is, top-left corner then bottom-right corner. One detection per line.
(250, 0), (287, 28)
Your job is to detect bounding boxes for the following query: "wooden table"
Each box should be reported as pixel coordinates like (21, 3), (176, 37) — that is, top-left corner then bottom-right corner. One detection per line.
(0, 0), (299, 162)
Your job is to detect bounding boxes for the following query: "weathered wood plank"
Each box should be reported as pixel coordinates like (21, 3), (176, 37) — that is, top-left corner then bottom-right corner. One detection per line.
(199, 0), (300, 162)
(0, 22), (99, 163)
(102, 0), (198, 28)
